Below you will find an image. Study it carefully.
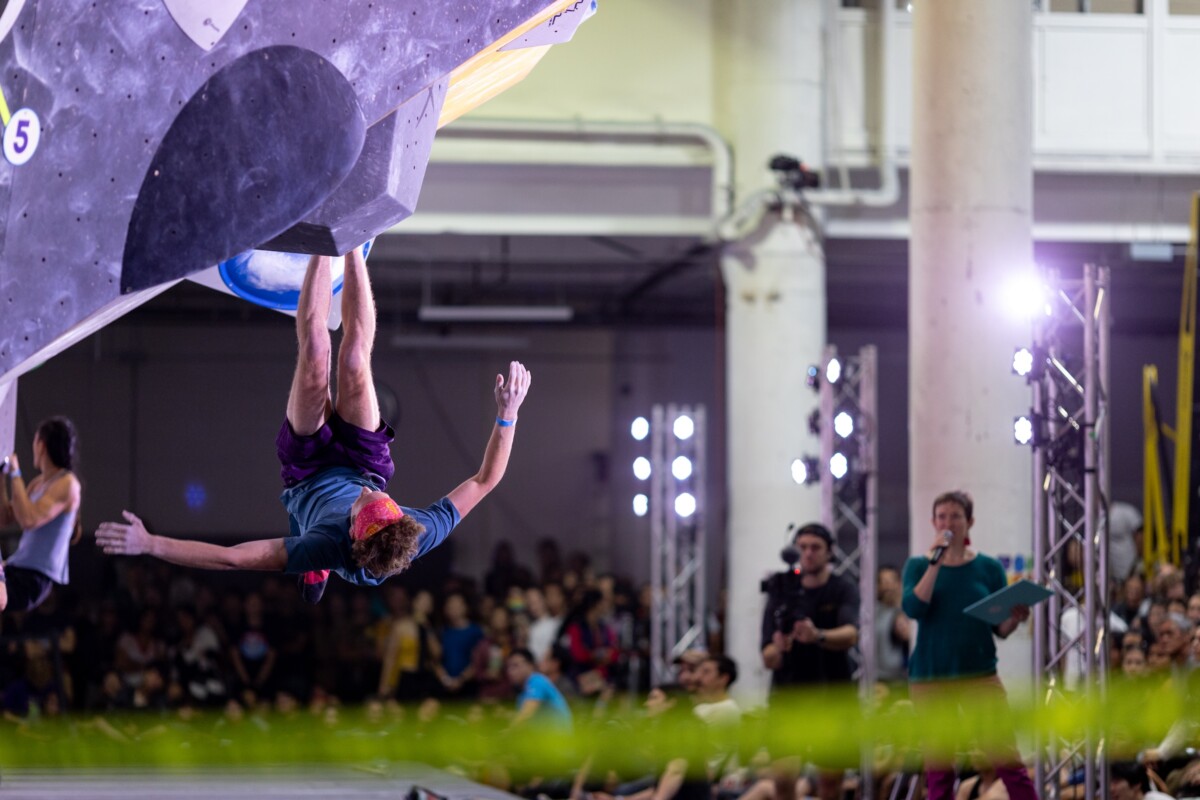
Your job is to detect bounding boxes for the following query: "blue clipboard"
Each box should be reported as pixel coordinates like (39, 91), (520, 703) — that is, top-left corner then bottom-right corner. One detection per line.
(962, 579), (1053, 626)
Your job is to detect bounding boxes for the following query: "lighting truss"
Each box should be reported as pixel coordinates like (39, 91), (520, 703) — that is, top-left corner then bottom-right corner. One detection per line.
(649, 403), (707, 686)
(818, 345), (879, 798)
(1028, 264), (1111, 800)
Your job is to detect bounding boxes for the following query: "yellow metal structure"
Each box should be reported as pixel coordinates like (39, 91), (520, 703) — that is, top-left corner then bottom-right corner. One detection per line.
(1171, 194), (1198, 566)
(1145, 193), (1199, 575)
(1144, 366), (1170, 572)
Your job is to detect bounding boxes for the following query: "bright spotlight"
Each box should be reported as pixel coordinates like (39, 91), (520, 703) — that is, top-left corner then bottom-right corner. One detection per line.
(826, 358), (842, 384)
(673, 415), (695, 440)
(633, 456), (652, 480)
(633, 493), (649, 517)
(791, 457), (819, 486)
(631, 417), (650, 441)
(672, 456), (693, 481)
(830, 452), (849, 479)
(1014, 415), (1034, 445)
(834, 411), (854, 439)
(1012, 347), (1034, 377)
(1004, 272), (1051, 320)
(674, 492), (697, 518)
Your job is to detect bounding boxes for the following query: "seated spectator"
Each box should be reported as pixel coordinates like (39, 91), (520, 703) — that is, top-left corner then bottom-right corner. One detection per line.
(169, 605), (227, 707)
(1157, 614), (1194, 673)
(1187, 594), (1200, 628)
(526, 585), (562, 662)
(539, 646), (577, 700)
(379, 588), (440, 702)
(561, 590), (619, 693)
(115, 608), (166, 690)
(478, 605), (517, 702)
(437, 592), (484, 698)
(1111, 761), (1174, 800)
(673, 649), (707, 697)
(1115, 574), (1149, 627)
(1122, 645), (1148, 678)
(693, 655), (740, 728)
(505, 647), (572, 731)
(230, 593), (275, 705)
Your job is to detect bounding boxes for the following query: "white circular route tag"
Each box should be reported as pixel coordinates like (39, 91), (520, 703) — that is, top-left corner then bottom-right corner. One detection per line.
(3, 107), (40, 166)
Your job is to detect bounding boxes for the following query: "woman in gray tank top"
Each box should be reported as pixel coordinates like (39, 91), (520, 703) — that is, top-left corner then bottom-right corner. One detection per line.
(0, 416), (82, 614)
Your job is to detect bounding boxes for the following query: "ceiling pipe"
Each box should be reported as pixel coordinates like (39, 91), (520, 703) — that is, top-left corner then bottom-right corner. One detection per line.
(805, 0), (900, 208)
(436, 117), (734, 226)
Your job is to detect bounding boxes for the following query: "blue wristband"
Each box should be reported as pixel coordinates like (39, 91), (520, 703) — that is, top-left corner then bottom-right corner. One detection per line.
(496, 417), (516, 427)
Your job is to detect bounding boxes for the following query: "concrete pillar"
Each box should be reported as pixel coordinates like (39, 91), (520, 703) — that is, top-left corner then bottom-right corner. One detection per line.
(909, 1), (1034, 683)
(715, 0), (827, 708)
(721, 221), (826, 705)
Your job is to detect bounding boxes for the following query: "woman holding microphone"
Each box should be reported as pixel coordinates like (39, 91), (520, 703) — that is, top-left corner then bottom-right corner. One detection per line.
(902, 490), (1037, 800)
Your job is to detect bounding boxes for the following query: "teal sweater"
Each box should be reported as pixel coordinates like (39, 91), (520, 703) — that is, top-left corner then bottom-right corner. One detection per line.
(901, 553), (1007, 682)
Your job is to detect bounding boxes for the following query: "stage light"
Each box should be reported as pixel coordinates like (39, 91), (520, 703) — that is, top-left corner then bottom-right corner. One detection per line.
(1014, 415), (1034, 445)
(791, 457), (819, 486)
(672, 456), (693, 481)
(633, 457), (652, 480)
(826, 358), (842, 384)
(830, 452), (849, 479)
(1004, 272), (1052, 320)
(674, 492), (697, 518)
(631, 416), (649, 441)
(673, 414), (695, 440)
(806, 365), (820, 391)
(834, 411), (854, 439)
(1012, 347), (1034, 377)
(633, 493), (649, 517)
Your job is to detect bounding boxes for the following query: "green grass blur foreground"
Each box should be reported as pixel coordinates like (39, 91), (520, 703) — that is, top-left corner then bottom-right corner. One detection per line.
(0, 678), (1192, 777)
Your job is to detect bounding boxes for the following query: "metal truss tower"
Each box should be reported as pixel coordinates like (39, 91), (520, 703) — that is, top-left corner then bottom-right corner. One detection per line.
(649, 403), (708, 686)
(1027, 264), (1111, 800)
(818, 345), (879, 797)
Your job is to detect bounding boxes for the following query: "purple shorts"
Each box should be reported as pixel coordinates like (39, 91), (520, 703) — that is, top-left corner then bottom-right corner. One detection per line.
(276, 413), (395, 488)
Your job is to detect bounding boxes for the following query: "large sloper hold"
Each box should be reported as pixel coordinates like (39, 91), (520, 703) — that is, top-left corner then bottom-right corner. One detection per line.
(260, 79), (447, 256)
(121, 46), (365, 293)
(0, 0), (580, 384)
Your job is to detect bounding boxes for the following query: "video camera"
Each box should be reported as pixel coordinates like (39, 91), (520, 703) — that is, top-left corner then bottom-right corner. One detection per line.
(760, 535), (809, 634)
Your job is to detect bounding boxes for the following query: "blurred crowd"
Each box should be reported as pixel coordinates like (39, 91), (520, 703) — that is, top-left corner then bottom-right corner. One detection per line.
(0, 538), (672, 718)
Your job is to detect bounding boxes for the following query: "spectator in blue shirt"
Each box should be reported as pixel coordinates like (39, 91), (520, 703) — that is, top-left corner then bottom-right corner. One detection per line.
(506, 647), (573, 731)
(437, 592), (484, 698)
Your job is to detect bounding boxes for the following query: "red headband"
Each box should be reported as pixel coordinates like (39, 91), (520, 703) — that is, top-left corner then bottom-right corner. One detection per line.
(350, 497), (403, 541)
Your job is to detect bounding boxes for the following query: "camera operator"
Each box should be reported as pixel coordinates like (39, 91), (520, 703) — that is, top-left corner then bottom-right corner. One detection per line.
(760, 523), (859, 691)
(759, 523), (859, 800)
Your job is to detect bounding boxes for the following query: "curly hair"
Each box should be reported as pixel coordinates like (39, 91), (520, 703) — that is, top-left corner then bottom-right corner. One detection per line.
(350, 515), (425, 578)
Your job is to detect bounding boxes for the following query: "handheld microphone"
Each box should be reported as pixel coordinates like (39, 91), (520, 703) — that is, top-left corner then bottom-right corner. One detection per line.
(930, 531), (953, 565)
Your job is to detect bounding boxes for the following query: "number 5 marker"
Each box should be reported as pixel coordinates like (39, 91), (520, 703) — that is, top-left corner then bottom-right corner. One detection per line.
(3, 106), (40, 165)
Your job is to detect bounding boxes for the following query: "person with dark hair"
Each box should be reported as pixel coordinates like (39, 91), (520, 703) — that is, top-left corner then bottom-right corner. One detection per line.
(760, 522), (860, 690)
(902, 490), (1038, 800)
(436, 592), (484, 698)
(693, 655), (740, 727)
(0, 416), (83, 614)
(1110, 761), (1174, 800)
(562, 588), (620, 691)
(759, 522), (859, 800)
(506, 646), (572, 730)
(96, 248), (532, 603)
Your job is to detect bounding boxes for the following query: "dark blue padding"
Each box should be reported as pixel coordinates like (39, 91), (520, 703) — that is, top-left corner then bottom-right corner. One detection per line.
(121, 46), (365, 293)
